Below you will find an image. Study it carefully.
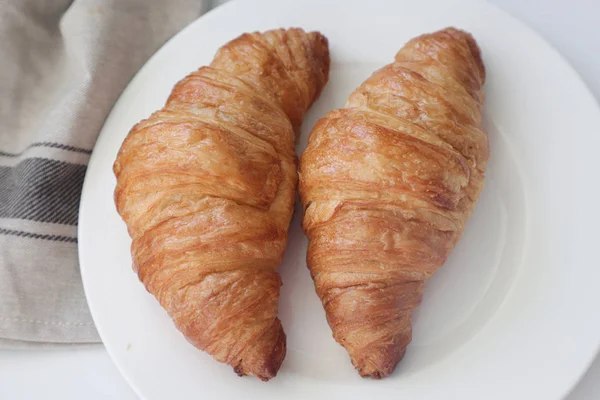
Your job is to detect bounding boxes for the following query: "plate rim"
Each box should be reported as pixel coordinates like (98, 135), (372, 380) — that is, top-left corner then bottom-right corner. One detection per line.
(78, 0), (600, 398)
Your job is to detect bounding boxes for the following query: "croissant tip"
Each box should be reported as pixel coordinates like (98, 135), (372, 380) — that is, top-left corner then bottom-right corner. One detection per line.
(232, 359), (279, 382)
(356, 364), (395, 380)
(359, 370), (385, 379)
(233, 364), (245, 377)
(230, 320), (286, 382)
(352, 348), (406, 379)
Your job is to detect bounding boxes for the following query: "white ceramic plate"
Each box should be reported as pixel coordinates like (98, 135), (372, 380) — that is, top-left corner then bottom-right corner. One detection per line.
(78, 0), (600, 398)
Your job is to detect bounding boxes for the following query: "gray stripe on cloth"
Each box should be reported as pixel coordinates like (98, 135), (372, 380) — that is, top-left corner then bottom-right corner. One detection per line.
(0, 145), (91, 166)
(0, 142), (92, 157)
(0, 228), (77, 243)
(0, 218), (77, 238)
(0, 338), (100, 349)
(0, 158), (86, 225)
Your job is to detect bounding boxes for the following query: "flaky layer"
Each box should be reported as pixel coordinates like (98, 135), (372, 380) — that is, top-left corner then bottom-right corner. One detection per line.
(114, 28), (329, 381)
(300, 27), (487, 378)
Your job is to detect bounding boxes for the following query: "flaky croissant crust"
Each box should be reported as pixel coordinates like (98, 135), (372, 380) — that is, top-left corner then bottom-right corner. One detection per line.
(114, 28), (329, 381)
(300, 27), (488, 378)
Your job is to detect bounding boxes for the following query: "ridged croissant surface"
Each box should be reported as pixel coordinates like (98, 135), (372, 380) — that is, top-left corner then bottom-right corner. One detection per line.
(299, 28), (488, 378)
(114, 28), (329, 381)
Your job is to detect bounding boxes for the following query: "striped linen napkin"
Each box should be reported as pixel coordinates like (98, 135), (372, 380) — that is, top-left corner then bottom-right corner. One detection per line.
(0, 0), (211, 346)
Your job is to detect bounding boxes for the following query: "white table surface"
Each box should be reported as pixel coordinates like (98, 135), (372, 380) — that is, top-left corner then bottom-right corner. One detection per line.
(1, 0), (598, 399)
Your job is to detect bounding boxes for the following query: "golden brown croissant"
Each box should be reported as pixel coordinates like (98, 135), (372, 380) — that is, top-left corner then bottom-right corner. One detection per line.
(113, 28), (329, 381)
(299, 27), (488, 378)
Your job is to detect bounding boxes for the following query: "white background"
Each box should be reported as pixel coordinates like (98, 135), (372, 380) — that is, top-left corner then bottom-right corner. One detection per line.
(1, 0), (598, 399)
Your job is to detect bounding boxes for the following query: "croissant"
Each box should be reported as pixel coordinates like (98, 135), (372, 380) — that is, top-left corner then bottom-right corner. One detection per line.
(299, 28), (488, 378)
(113, 28), (329, 381)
